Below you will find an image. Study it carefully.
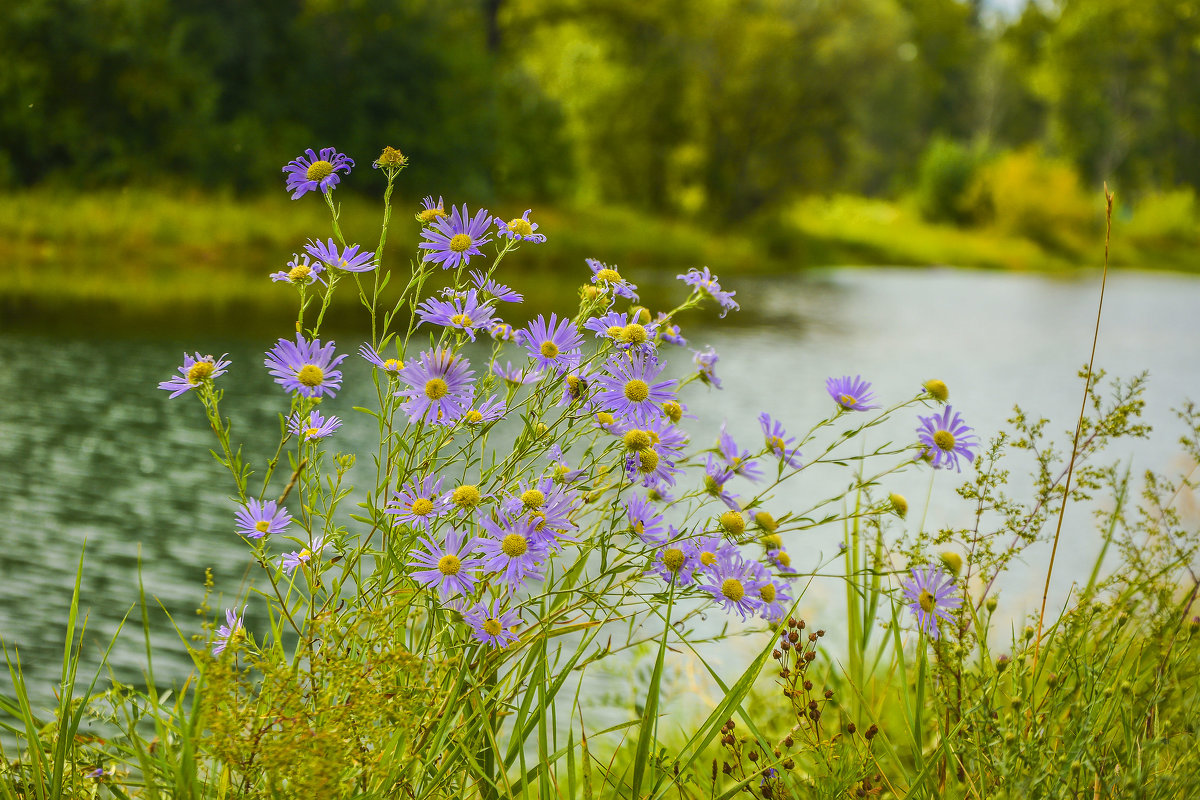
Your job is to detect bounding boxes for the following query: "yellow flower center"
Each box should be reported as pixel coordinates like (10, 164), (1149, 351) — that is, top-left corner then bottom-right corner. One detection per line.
(565, 374), (582, 398)
(254, 520), (271, 534)
(620, 324), (648, 344)
(410, 498), (434, 516)
(596, 268), (621, 283)
(437, 554), (461, 575)
(425, 378), (449, 400)
(297, 364), (325, 387)
(606, 326), (623, 340)
(767, 435), (786, 453)
(700, 551), (716, 566)
(919, 589), (937, 614)
(187, 361), (215, 384)
(419, 207), (448, 223)
(305, 427), (320, 439)
(452, 485), (481, 508)
(776, 551), (792, 567)
(923, 379), (949, 402)
(306, 160), (334, 182)
(287, 264), (311, 282)
(449, 233), (473, 253)
(662, 401), (682, 423)
(540, 340), (560, 359)
(759, 583), (776, 603)
(663, 548), (685, 572)
(465, 410), (484, 424)
(721, 578), (745, 602)
(637, 448), (659, 473)
(933, 430), (956, 452)
(384, 358), (403, 372)
(624, 379), (650, 403)
(376, 146), (407, 167)
(632, 307), (650, 324)
(450, 313), (472, 327)
(839, 394), (857, 407)
(501, 533), (528, 558)
(755, 512), (778, 533)
(507, 218), (533, 237)
(720, 511), (745, 536)
(299, 548), (311, 559)
(623, 429), (652, 451)
(482, 618), (503, 636)
(520, 489), (546, 508)
(595, 412), (615, 426)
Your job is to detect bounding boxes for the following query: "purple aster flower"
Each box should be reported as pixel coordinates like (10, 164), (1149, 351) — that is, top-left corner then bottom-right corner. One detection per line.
(212, 607), (245, 655)
(158, 352), (231, 398)
(702, 454), (742, 510)
(584, 311), (658, 354)
(415, 290), (497, 341)
(470, 270), (523, 303)
(758, 413), (803, 469)
(826, 375), (881, 412)
(501, 478), (579, 541)
(686, 533), (741, 581)
(749, 561), (793, 622)
(287, 409), (342, 442)
(419, 204), (494, 270)
(519, 314), (584, 373)
(594, 352), (677, 427)
(270, 253), (326, 285)
(386, 475), (447, 532)
(282, 147), (353, 199)
(277, 534), (329, 575)
(463, 600), (522, 648)
(408, 528), (482, 600)
(655, 312), (686, 347)
(678, 267), (739, 317)
(648, 536), (697, 586)
(692, 346), (722, 389)
(493, 360), (543, 386)
(264, 334), (346, 399)
(916, 406), (979, 472)
(626, 494), (669, 545)
(625, 447), (683, 489)
(478, 517), (549, 592)
(767, 548), (793, 572)
(494, 209), (547, 243)
(587, 258), (639, 301)
(359, 344), (404, 376)
(459, 395), (507, 426)
(717, 423), (763, 481)
(234, 497), (292, 540)
(546, 444), (586, 484)
(395, 349), (475, 425)
(900, 566), (962, 639)
(417, 195), (449, 225)
(699, 552), (766, 620)
(489, 323), (517, 342)
(304, 238), (377, 273)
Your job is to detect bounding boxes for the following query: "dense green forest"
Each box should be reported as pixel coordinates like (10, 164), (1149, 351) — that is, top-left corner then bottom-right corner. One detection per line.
(4, 0), (1200, 223)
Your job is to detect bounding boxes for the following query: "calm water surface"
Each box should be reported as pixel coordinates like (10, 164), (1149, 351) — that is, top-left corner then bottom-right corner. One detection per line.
(2, 268), (1199, 715)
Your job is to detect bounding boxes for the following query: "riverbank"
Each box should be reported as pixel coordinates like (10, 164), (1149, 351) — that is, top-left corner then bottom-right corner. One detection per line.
(3, 188), (1196, 336)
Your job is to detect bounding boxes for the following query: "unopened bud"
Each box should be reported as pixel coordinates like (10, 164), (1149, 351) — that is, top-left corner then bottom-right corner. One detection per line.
(922, 379), (949, 402)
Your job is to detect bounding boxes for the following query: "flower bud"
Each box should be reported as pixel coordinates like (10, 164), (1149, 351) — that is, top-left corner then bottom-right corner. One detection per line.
(922, 379), (949, 402)
(986, 595), (998, 612)
(719, 511), (745, 537)
(888, 492), (908, 518)
(939, 551), (962, 576)
(754, 510), (778, 533)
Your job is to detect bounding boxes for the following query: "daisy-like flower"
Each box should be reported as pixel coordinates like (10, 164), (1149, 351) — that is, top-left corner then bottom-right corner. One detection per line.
(278, 534), (329, 575)
(489, 323), (517, 342)
(625, 447), (683, 489)
(826, 375), (880, 412)
(492, 360), (543, 386)
(287, 409), (342, 442)
(686, 533), (741, 581)
(648, 539), (696, 586)
(702, 454), (742, 510)
(459, 395), (507, 426)
(304, 239), (377, 273)
(408, 528), (482, 600)
(594, 352), (677, 427)
(767, 548), (793, 572)
(463, 600), (522, 648)
(270, 253), (326, 285)
(699, 553), (766, 620)
(916, 406), (979, 472)
(692, 346), (722, 389)
(386, 475), (447, 532)
(900, 566), (962, 639)
(478, 517), (549, 592)
(494, 209), (547, 243)
(395, 349), (475, 425)
(655, 313), (686, 347)
(282, 147), (353, 199)
(758, 413), (803, 469)
(234, 497), (291, 540)
(264, 334), (347, 399)
(519, 314), (584, 373)
(587, 258), (639, 301)
(626, 494), (669, 545)
(750, 562), (793, 622)
(545, 444), (585, 484)
(443, 483), (486, 515)
(470, 270), (523, 303)
(419, 204), (493, 270)
(213, 607), (245, 655)
(678, 267), (739, 316)
(158, 353), (231, 398)
(585, 311), (658, 354)
(501, 478), (579, 540)
(717, 423), (763, 481)
(559, 364), (596, 406)
(415, 290), (497, 341)
(417, 196), (449, 225)
(359, 344), (404, 376)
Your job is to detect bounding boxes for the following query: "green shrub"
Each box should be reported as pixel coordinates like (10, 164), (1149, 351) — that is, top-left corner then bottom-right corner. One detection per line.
(914, 138), (982, 225)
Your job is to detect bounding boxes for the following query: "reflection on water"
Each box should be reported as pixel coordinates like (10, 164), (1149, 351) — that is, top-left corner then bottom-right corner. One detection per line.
(2, 268), (1199, 711)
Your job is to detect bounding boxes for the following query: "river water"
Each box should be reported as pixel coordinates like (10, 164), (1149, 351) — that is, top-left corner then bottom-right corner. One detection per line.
(2, 267), (1198, 716)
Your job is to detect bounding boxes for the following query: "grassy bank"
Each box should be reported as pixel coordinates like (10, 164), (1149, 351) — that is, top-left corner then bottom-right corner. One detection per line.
(2, 188), (1196, 336)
